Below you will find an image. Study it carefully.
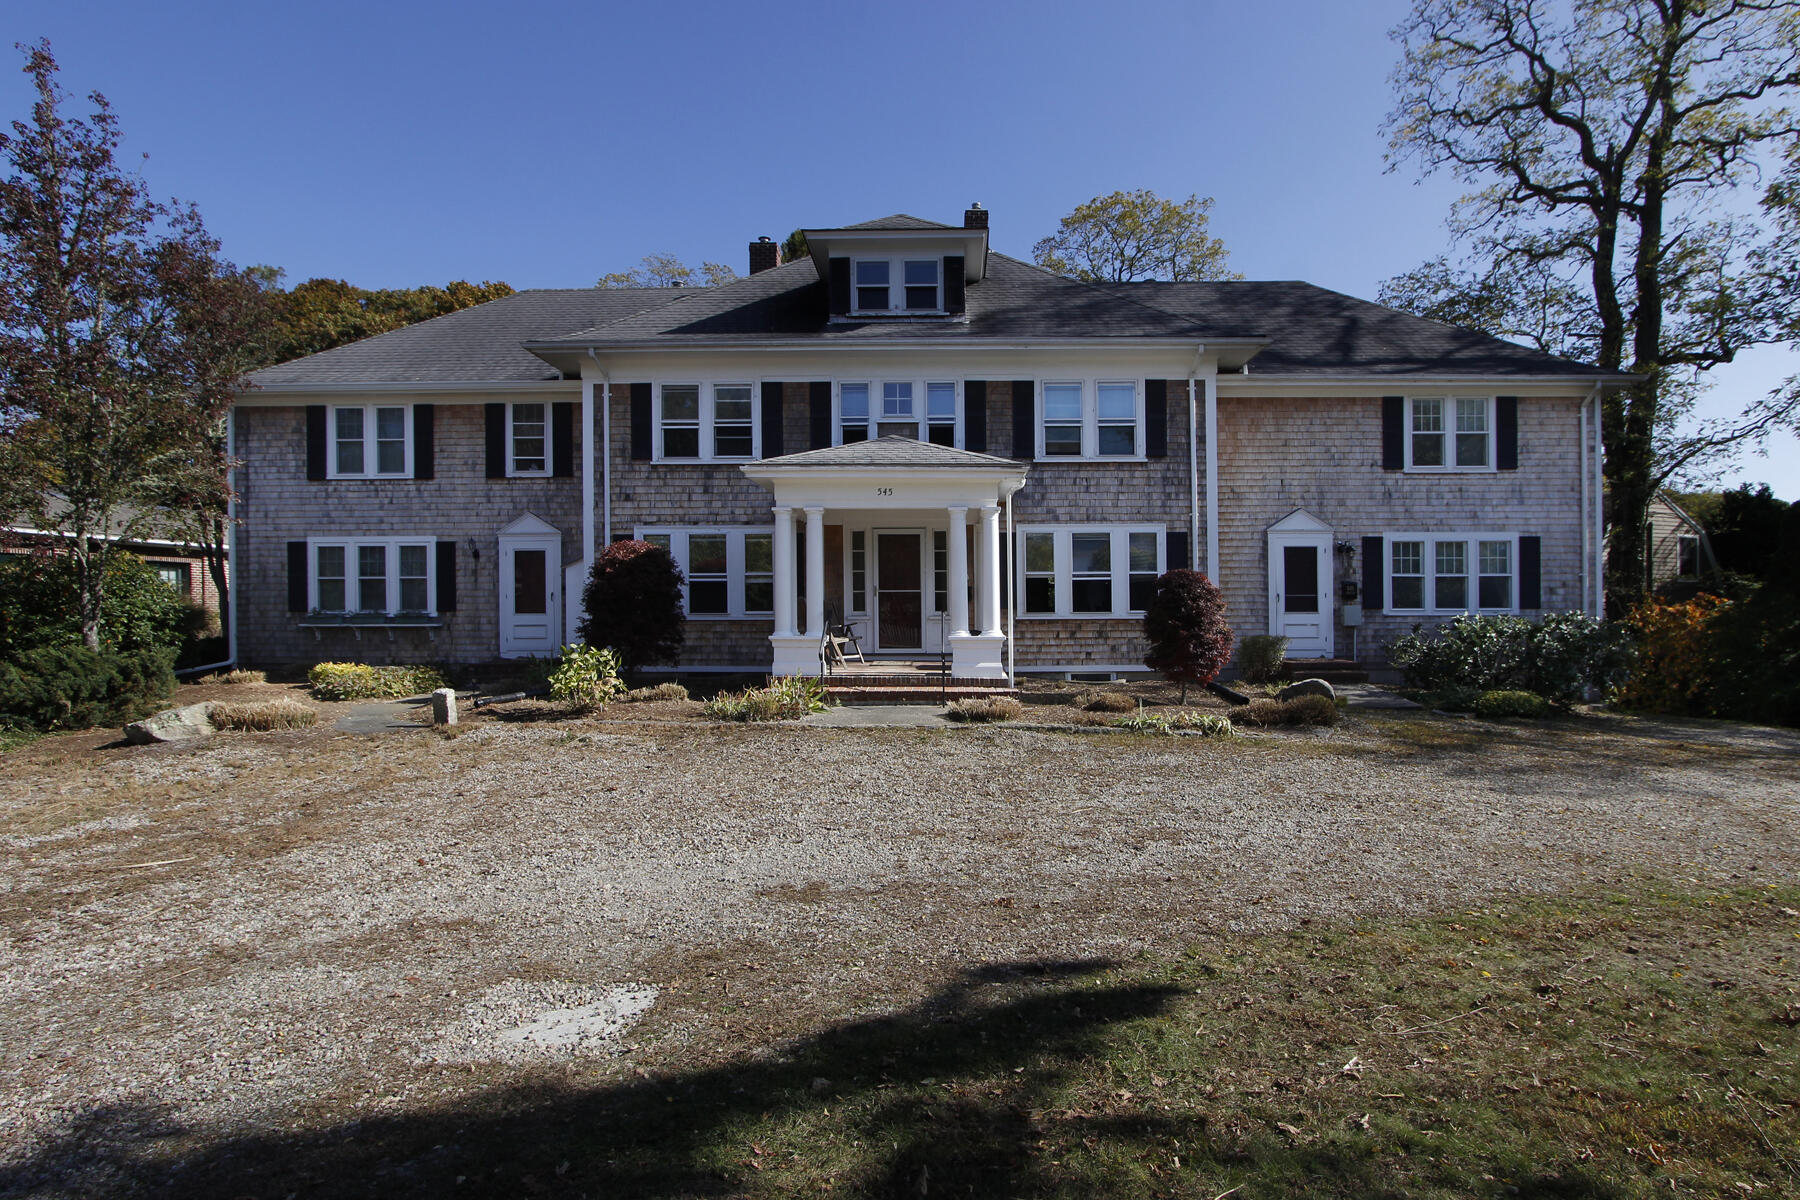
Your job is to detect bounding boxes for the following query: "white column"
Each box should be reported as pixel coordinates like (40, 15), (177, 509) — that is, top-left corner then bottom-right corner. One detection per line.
(947, 506), (970, 637)
(772, 506), (796, 636)
(978, 505), (1002, 634)
(804, 506), (825, 637)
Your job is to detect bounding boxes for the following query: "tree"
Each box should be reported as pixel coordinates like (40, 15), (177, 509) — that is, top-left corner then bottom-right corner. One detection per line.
(252, 273), (515, 366)
(1385, 0), (1800, 607)
(0, 43), (256, 649)
(1704, 482), (1792, 579)
(576, 540), (685, 673)
(1033, 189), (1239, 283)
(1142, 570), (1234, 703)
(597, 253), (738, 289)
(780, 229), (809, 264)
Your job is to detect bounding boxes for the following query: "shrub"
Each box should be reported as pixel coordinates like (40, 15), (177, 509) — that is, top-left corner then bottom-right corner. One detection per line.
(1611, 595), (1726, 717)
(0, 645), (176, 730)
(1388, 611), (1628, 705)
(1233, 695), (1338, 727)
(207, 699), (318, 731)
(945, 696), (1023, 723)
(203, 668), (267, 685)
(1084, 691), (1137, 713)
(577, 540), (685, 674)
(0, 551), (190, 659)
(1705, 582), (1800, 728)
(548, 644), (626, 711)
(1422, 685), (1482, 712)
(1473, 689), (1552, 719)
(703, 675), (827, 721)
(307, 662), (449, 701)
(1236, 634), (1289, 683)
(626, 682), (690, 703)
(1142, 570), (1234, 703)
(1113, 708), (1236, 736)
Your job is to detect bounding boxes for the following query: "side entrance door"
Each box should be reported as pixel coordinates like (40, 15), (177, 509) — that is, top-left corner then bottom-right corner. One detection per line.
(1268, 528), (1333, 658)
(873, 530), (923, 651)
(498, 520), (562, 658)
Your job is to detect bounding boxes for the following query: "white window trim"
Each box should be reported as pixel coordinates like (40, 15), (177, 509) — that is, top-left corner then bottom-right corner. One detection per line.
(1013, 525), (1165, 619)
(327, 404), (413, 479)
(652, 382), (762, 464)
(1676, 533), (1701, 579)
(850, 255), (943, 315)
(306, 536), (437, 616)
(1404, 396), (1497, 473)
(635, 527), (776, 619)
(1035, 380), (1145, 461)
(1385, 531), (1519, 614)
(506, 402), (552, 478)
(835, 380), (962, 447)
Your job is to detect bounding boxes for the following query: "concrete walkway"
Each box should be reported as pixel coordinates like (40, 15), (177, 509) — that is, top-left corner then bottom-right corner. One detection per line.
(335, 699), (432, 734)
(801, 705), (953, 728)
(1336, 684), (1423, 710)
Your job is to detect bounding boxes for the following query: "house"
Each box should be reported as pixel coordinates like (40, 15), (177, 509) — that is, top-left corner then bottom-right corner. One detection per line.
(3, 493), (224, 614)
(231, 207), (1625, 681)
(1643, 490), (1716, 592)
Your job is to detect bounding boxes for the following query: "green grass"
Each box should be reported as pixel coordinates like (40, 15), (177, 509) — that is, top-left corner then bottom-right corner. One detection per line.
(96, 884), (1800, 1198)
(0, 726), (44, 753)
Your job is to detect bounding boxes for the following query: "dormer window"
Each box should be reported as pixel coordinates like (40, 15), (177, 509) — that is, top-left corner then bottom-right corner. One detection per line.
(852, 257), (941, 313)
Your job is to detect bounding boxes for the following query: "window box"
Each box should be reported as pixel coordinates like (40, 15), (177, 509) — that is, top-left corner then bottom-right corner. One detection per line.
(1386, 532), (1518, 614)
(655, 383), (760, 462)
(1015, 526), (1164, 618)
(329, 405), (412, 478)
(1035, 381), (1143, 460)
(636, 528), (776, 618)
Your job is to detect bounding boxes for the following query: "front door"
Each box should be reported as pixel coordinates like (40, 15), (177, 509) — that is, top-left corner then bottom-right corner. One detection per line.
(874, 531), (923, 651)
(1269, 535), (1333, 658)
(499, 533), (561, 657)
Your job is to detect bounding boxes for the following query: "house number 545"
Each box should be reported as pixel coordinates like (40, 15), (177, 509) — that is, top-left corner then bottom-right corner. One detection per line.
(875, 487), (893, 497)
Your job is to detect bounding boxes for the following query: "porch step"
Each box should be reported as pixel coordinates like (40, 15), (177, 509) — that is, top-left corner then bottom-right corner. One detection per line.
(1284, 659), (1370, 685)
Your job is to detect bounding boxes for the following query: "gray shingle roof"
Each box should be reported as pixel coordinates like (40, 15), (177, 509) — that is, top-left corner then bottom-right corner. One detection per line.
(834, 214), (958, 231)
(247, 287), (678, 387)
(756, 436), (1024, 469)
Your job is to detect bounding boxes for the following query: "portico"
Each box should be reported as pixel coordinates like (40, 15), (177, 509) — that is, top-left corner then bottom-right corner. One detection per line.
(741, 437), (1028, 680)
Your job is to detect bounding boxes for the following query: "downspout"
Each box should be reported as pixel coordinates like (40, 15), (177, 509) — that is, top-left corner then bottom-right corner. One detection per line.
(584, 349), (607, 553)
(1205, 371), (1219, 582)
(176, 406), (238, 676)
(1580, 387), (1592, 618)
(1593, 382), (1606, 619)
(1187, 372), (1200, 568)
(1005, 490), (1015, 687)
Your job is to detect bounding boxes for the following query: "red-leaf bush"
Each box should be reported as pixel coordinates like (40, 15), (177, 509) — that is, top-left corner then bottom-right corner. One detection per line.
(576, 540), (685, 673)
(1142, 569), (1233, 702)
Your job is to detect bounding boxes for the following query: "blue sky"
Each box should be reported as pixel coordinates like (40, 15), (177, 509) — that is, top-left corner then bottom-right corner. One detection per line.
(8, 0), (1797, 497)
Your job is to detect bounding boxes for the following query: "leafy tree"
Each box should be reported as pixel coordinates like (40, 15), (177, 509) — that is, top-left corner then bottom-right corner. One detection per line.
(0, 551), (190, 660)
(0, 43), (257, 649)
(597, 253), (738, 289)
(252, 273), (515, 365)
(1385, 0), (1800, 608)
(1142, 570), (1234, 703)
(1033, 190), (1239, 283)
(1704, 482), (1792, 580)
(576, 540), (685, 674)
(780, 229), (809, 264)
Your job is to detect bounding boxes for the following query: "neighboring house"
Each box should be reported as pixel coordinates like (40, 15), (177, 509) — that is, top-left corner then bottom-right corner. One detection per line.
(3, 494), (223, 614)
(1643, 490), (1715, 590)
(233, 208), (1626, 679)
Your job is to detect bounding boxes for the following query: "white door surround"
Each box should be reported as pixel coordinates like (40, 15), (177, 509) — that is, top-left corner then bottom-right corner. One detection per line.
(498, 513), (562, 659)
(1267, 509), (1334, 659)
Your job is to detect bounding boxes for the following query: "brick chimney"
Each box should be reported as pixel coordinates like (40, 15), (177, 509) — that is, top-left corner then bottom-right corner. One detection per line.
(749, 235), (780, 274)
(963, 202), (987, 230)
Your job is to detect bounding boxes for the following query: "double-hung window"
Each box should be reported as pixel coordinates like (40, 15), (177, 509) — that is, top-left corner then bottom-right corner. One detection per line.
(1407, 397), (1493, 470)
(508, 403), (548, 475)
(309, 538), (435, 615)
(636, 528), (775, 618)
(656, 383), (758, 461)
(1016, 526), (1165, 618)
(1677, 534), (1700, 578)
(1387, 533), (1517, 614)
(838, 380), (960, 446)
(330, 405), (410, 477)
(1037, 381), (1142, 459)
(852, 257), (941, 313)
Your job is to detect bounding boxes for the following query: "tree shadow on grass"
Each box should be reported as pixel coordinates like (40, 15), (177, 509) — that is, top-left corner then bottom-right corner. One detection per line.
(0, 959), (1633, 1199)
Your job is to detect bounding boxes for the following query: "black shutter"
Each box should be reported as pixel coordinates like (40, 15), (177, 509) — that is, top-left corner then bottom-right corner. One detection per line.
(1382, 396), (1405, 470)
(1496, 396), (1519, 470)
(552, 402), (575, 477)
(1010, 380), (1034, 460)
(1361, 536), (1384, 611)
(1167, 529), (1190, 572)
(413, 404), (434, 480)
(306, 406), (327, 480)
(808, 381), (832, 449)
(485, 403), (506, 478)
(964, 381), (988, 453)
(436, 540), (457, 612)
(287, 541), (308, 612)
(761, 381), (785, 458)
(630, 383), (652, 460)
(1145, 379), (1168, 458)
(828, 257), (851, 316)
(1519, 536), (1542, 609)
(944, 255), (965, 314)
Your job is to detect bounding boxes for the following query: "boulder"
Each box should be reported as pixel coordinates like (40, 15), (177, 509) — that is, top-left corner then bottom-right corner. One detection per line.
(125, 702), (216, 745)
(1277, 678), (1336, 703)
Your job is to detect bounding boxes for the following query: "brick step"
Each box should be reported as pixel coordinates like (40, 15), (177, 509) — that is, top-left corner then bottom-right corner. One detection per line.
(826, 685), (1017, 707)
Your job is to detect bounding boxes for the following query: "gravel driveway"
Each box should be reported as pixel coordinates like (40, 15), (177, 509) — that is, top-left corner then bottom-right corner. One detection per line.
(1, 709), (1796, 1193)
